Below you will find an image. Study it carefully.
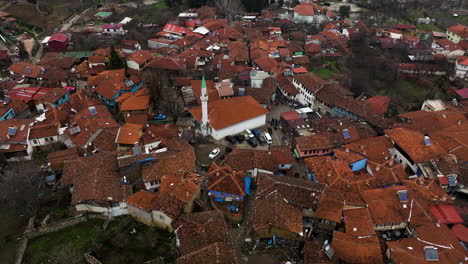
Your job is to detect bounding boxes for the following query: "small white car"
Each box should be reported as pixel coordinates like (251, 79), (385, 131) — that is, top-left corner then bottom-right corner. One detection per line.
(209, 148), (221, 159)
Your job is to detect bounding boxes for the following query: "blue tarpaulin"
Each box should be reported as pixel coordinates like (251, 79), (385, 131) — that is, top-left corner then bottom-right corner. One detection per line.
(245, 177), (251, 195)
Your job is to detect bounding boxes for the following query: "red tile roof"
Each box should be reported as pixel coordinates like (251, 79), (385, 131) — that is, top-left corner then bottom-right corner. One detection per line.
(177, 242), (239, 264)
(191, 79), (219, 104)
(207, 163), (245, 196)
(48, 33), (68, 43)
(256, 173), (324, 208)
(429, 204), (464, 224)
(385, 128), (447, 163)
(451, 224), (468, 242)
(332, 231), (383, 264)
(252, 191), (303, 236)
(116, 123), (143, 145)
(119, 95), (150, 111)
(127, 50), (152, 65)
(62, 152), (132, 205)
(189, 95), (268, 130)
(141, 137), (196, 183)
(447, 24), (468, 38)
(7, 62), (44, 78)
(294, 3), (322, 16)
(364, 95), (391, 115)
(174, 210), (230, 255)
(159, 172), (201, 203)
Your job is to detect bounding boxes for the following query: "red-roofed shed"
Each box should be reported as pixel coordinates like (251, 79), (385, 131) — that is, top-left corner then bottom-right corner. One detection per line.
(47, 33), (70, 52)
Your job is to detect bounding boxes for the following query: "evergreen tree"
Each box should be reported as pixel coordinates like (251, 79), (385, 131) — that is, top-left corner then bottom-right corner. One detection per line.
(339, 5), (351, 20)
(108, 45), (125, 70)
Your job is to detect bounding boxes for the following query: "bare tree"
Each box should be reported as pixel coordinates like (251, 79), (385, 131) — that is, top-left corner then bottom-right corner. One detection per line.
(163, 97), (184, 125)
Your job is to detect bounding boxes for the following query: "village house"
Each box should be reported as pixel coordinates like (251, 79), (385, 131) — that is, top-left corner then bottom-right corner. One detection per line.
(115, 89), (151, 125)
(224, 146), (294, 177)
(126, 50), (153, 71)
(253, 173), (324, 239)
(293, 3), (327, 25)
(102, 23), (126, 35)
(207, 163), (246, 217)
(446, 24), (468, 43)
(0, 119), (33, 161)
(45, 33), (71, 52)
(174, 210), (231, 257)
(385, 127), (447, 176)
(125, 190), (184, 231)
(455, 56), (468, 80)
(87, 69), (142, 106)
(61, 152), (132, 216)
(126, 172), (201, 230)
(141, 137), (195, 191)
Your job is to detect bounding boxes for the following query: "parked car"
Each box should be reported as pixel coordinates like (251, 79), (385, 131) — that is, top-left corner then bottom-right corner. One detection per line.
(235, 134), (245, 143)
(263, 133), (273, 144)
(244, 129), (255, 139)
(225, 135), (237, 144)
(153, 113), (167, 120)
(258, 135), (267, 145)
(209, 148), (221, 159)
(252, 129), (261, 138)
(247, 138), (257, 147)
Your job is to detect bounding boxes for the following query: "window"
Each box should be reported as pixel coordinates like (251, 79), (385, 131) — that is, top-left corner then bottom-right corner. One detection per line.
(33, 139), (38, 144)
(159, 215), (165, 220)
(49, 137), (54, 142)
(45, 137), (49, 142)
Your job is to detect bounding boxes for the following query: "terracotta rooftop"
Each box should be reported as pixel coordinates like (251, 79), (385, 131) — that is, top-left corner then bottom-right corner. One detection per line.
(224, 147), (293, 173)
(385, 127), (447, 163)
(119, 95), (150, 112)
(142, 137), (195, 183)
(344, 136), (393, 164)
(256, 173), (324, 208)
(127, 50), (153, 65)
(293, 72), (326, 93)
(189, 95), (268, 130)
(396, 110), (466, 134)
(360, 185), (411, 225)
(447, 24), (468, 38)
(7, 62), (44, 78)
(159, 172), (201, 203)
(252, 191), (303, 237)
(430, 123), (468, 162)
(387, 223), (466, 264)
(174, 210), (230, 255)
(176, 242), (239, 264)
(62, 152), (132, 205)
(332, 231), (383, 264)
(115, 123), (143, 145)
(207, 163), (245, 196)
(126, 190), (185, 219)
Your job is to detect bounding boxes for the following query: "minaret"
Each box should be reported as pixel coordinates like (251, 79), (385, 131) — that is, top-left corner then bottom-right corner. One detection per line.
(200, 75), (209, 136)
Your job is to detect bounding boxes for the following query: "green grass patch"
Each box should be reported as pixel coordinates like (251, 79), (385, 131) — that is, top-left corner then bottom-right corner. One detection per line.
(26, 219), (103, 264)
(150, 1), (168, 8)
(25, 216), (176, 264)
(418, 24), (441, 32)
(312, 68), (336, 80)
(399, 80), (427, 98)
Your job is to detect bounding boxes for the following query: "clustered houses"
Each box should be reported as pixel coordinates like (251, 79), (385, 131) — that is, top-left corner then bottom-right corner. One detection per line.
(1, 2), (468, 264)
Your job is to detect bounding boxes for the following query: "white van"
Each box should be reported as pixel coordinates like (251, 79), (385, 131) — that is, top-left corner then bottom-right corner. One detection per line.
(263, 133), (272, 144)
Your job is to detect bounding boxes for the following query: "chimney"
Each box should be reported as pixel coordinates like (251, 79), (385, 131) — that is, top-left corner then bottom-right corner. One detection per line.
(389, 158), (394, 166)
